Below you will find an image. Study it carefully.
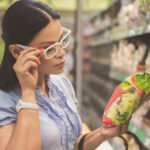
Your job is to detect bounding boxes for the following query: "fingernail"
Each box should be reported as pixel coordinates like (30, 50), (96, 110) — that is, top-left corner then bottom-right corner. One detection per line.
(39, 48), (44, 51)
(38, 60), (42, 64)
(32, 46), (37, 49)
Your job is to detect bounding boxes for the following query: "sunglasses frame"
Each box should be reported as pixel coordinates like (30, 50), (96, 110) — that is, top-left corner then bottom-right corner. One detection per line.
(16, 27), (71, 60)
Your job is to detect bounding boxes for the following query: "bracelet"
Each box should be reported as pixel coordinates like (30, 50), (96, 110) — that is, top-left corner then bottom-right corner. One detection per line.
(16, 99), (39, 112)
(78, 133), (88, 150)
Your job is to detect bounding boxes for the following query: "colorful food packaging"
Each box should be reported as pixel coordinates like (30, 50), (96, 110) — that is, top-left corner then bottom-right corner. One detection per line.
(102, 72), (150, 125)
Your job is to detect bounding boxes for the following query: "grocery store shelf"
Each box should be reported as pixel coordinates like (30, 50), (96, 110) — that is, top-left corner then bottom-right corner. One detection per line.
(90, 57), (110, 66)
(109, 71), (129, 82)
(83, 84), (107, 108)
(85, 24), (150, 47)
(90, 73), (114, 90)
(84, 21), (118, 38)
(129, 122), (150, 149)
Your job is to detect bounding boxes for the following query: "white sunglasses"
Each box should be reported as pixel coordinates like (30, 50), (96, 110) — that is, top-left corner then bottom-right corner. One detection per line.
(16, 27), (71, 60)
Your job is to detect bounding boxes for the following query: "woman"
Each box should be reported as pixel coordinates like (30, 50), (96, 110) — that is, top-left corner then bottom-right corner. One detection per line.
(0, 1), (130, 150)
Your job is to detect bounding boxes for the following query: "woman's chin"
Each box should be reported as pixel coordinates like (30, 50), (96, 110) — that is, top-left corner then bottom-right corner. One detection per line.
(49, 68), (64, 75)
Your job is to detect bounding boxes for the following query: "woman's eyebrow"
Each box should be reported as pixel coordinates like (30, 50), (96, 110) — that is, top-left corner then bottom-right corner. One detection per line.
(39, 32), (64, 45)
(39, 41), (55, 45)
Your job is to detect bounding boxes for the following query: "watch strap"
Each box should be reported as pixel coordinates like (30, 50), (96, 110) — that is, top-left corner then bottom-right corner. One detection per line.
(16, 99), (39, 112)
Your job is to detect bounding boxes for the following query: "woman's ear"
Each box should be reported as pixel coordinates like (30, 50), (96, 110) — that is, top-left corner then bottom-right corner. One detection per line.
(9, 44), (21, 59)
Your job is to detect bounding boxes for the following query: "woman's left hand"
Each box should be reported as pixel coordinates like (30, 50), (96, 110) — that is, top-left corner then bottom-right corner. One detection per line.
(101, 119), (131, 140)
(76, 119), (131, 150)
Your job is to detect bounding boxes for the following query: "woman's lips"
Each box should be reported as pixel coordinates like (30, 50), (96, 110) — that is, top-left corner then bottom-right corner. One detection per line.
(55, 61), (65, 68)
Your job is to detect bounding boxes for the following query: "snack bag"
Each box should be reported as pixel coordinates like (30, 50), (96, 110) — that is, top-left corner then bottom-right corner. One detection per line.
(102, 72), (150, 125)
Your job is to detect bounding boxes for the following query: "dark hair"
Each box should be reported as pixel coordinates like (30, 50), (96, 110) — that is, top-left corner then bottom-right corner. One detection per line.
(0, 0), (60, 91)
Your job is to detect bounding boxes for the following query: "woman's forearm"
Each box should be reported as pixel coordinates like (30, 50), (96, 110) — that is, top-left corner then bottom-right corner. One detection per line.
(83, 128), (104, 150)
(76, 127), (106, 150)
(6, 92), (41, 150)
(77, 120), (130, 150)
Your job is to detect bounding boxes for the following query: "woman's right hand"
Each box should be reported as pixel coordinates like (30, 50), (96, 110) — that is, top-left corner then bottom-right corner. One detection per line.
(13, 47), (43, 94)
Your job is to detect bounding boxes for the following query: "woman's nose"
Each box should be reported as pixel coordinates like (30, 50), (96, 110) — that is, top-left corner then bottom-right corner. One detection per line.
(55, 46), (65, 58)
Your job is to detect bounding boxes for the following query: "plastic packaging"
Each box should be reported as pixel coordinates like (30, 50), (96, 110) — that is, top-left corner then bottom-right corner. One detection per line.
(102, 72), (150, 125)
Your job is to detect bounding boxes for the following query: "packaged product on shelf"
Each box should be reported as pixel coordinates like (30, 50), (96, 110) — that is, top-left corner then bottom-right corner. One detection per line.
(111, 40), (137, 74)
(139, 0), (150, 23)
(135, 42), (147, 65)
(117, 1), (142, 29)
(102, 72), (150, 125)
(111, 40), (148, 74)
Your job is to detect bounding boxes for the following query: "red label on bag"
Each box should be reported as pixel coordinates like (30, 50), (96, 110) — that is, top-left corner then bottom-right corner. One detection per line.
(131, 76), (136, 83)
(102, 116), (117, 126)
(104, 86), (124, 113)
(131, 76), (145, 99)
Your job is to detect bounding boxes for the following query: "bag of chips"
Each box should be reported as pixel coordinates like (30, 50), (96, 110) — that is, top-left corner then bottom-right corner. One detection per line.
(102, 72), (150, 125)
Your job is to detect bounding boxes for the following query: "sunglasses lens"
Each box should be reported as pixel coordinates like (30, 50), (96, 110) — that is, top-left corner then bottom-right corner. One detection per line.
(44, 29), (71, 60)
(46, 45), (58, 58)
(61, 32), (71, 48)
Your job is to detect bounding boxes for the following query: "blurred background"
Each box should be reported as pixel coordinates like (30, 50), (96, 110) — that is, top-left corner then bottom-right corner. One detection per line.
(1, 0), (150, 149)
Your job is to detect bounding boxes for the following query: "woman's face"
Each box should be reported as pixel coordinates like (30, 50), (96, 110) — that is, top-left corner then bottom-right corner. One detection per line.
(29, 19), (66, 75)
